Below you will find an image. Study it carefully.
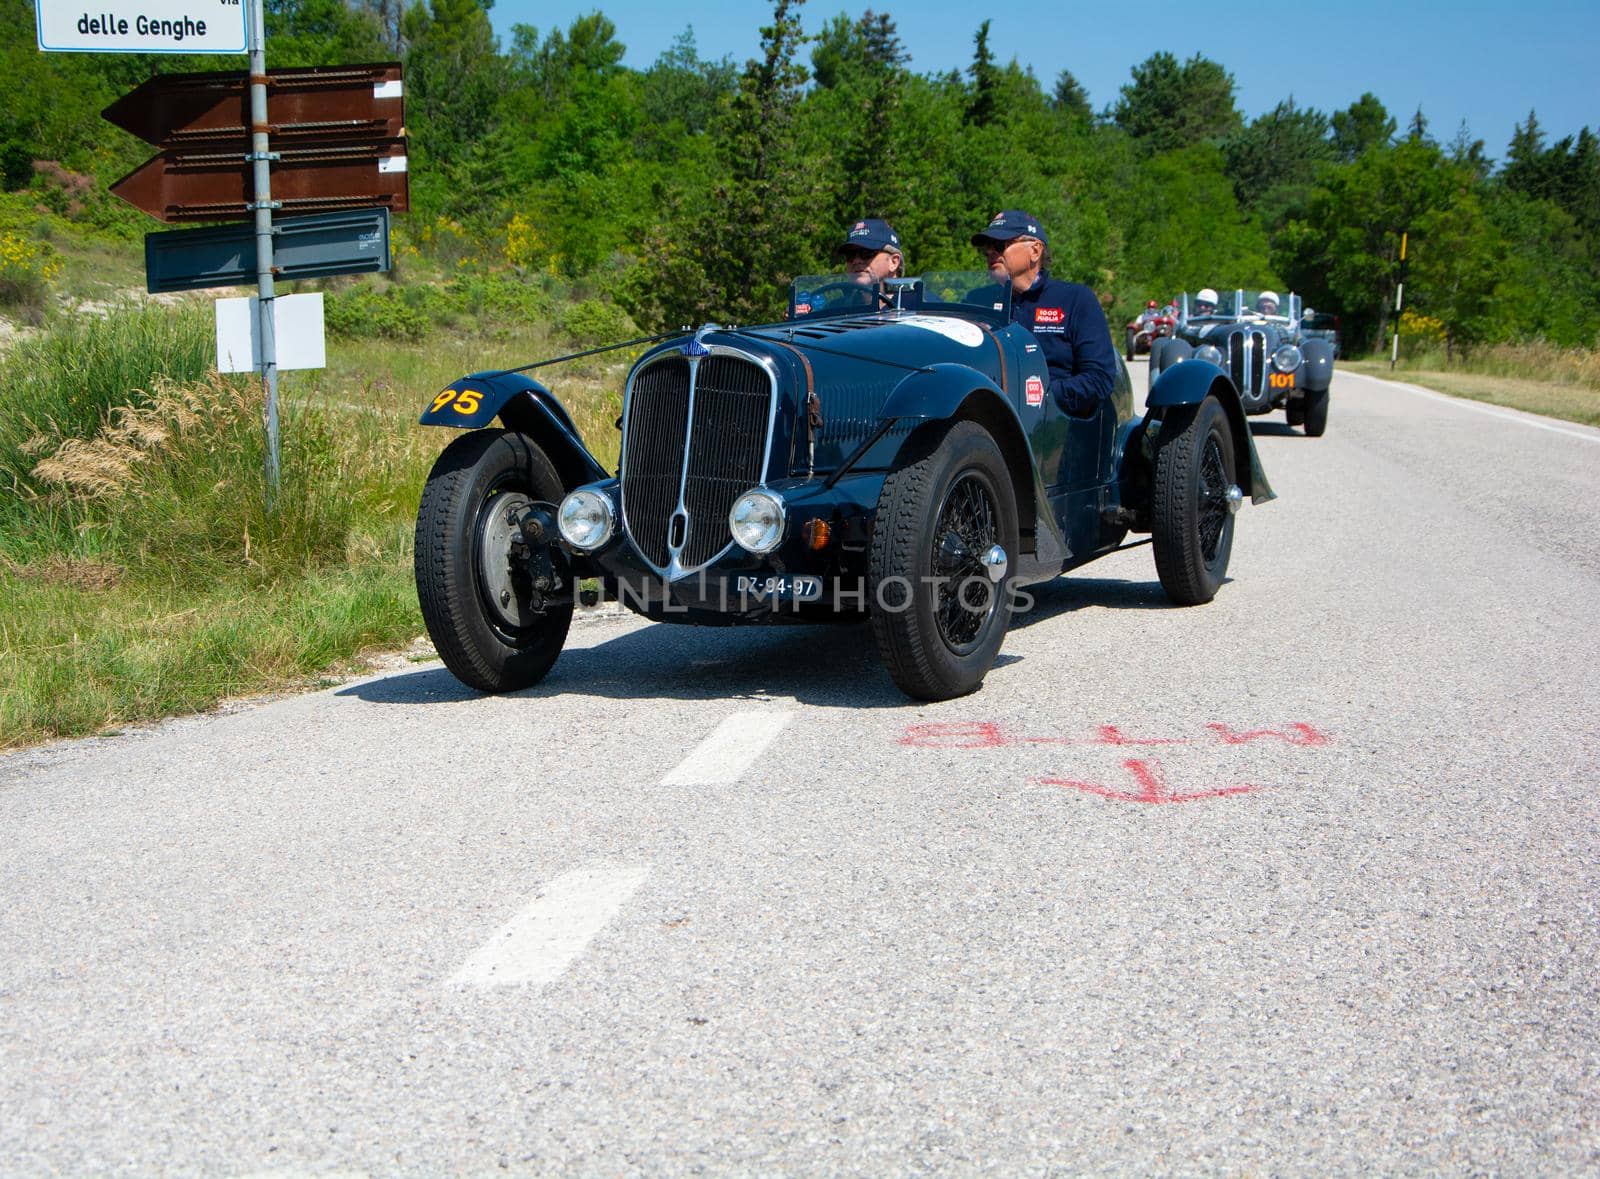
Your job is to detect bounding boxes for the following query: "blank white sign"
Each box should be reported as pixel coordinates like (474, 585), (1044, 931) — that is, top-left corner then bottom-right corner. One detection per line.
(216, 293), (326, 373)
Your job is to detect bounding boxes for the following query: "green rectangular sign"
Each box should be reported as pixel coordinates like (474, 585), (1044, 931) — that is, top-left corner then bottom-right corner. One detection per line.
(144, 208), (390, 293)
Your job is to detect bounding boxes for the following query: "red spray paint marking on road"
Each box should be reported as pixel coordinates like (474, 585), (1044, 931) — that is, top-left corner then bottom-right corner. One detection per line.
(899, 722), (1332, 749)
(1036, 759), (1262, 805)
(1206, 722), (1331, 746)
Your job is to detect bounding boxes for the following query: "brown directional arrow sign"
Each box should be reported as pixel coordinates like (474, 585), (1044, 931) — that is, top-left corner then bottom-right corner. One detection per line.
(111, 138), (409, 223)
(103, 61), (407, 223)
(103, 62), (405, 146)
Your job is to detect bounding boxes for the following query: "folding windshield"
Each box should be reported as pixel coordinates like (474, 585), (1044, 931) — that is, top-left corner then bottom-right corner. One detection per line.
(1182, 289), (1301, 324)
(788, 270), (1009, 325)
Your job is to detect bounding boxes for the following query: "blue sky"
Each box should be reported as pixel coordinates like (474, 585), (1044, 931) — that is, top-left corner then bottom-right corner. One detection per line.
(488, 0), (1598, 162)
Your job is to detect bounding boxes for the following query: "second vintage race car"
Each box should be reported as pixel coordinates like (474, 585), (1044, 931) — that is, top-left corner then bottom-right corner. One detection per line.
(1150, 289), (1336, 436)
(1124, 301), (1176, 360)
(412, 272), (1275, 701)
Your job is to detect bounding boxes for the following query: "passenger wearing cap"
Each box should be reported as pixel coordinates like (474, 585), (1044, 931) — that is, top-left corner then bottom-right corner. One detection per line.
(1194, 288), (1219, 316)
(1255, 290), (1280, 315)
(972, 210), (1117, 419)
(837, 217), (904, 285)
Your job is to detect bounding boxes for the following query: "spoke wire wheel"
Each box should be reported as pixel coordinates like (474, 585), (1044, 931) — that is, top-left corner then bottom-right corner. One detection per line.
(1150, 395), (1236, 606)
(931, 471), (1001, 655)
(869, 421), (1019, 701)
(415, 429), (573, 693)
(1196, 434), (1230, 565)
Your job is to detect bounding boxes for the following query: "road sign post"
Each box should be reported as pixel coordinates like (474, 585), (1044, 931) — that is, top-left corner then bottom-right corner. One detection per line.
(246, 0), (280, 502)
(101, 58), (406, 505)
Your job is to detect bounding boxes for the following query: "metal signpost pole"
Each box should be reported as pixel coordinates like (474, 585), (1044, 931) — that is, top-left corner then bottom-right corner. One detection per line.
(247, 0), (280, 503)
(1391, 231), (1407, 371)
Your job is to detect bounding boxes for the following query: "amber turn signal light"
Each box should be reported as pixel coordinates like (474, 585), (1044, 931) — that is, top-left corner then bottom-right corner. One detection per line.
(801, 518), (832, 550)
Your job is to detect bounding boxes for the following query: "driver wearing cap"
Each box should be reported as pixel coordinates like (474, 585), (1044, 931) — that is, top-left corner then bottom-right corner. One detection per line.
(1195, 287), (1219, 315)
(838, 217), (904, 285)
(972, 210), (1116, 418)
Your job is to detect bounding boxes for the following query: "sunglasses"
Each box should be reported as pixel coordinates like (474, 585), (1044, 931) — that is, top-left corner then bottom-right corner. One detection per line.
(977, 238), (1028, 256)
(842, 246), (883, 262)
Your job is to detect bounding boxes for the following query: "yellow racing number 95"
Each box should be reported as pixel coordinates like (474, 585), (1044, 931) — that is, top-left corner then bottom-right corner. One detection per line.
(430, 387), (484, 416)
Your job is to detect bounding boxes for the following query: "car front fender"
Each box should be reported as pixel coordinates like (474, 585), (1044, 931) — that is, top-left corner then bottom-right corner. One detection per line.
(419, 371), (608, 490)
(1146, 360), (1275, 503)
(1299, 339), (1335, 392)
(876, 363), (1067, 574)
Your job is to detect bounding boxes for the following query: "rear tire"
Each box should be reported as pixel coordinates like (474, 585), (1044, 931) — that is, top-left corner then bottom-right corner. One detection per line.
(1125, 328), (1137, 362)
(1151, 397), (1237, 605)
(1303, 388), (1330, 437)
(415, 429), (573, 692)
(869, 422), (1019, 701)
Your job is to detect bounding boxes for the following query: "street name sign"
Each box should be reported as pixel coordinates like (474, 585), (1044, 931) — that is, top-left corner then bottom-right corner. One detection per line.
(144, 208), (391, 293)
(36, 0), (246, 53)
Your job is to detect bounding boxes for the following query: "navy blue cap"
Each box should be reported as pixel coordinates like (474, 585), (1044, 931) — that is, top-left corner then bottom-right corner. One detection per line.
(971, 209), (1049, 247)
(837, 217), (902, 255)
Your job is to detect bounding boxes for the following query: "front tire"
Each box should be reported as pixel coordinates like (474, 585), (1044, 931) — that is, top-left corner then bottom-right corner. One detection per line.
(1303, 388), (1330, 437)
(1151, 396), (1237, 605)
(1125, 328), (1137, 362)
(414, 429), (573, 692)
(869, 421), (1019, 701)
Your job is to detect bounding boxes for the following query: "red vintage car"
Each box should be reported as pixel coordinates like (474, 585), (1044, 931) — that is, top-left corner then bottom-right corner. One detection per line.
(1125, 300), (1176, 360)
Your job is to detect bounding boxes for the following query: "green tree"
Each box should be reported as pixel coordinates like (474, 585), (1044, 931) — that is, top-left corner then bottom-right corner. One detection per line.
(1275, 139), (1463, 350)
(1112, 52), (1241, 151)
(1330, 92), (1395, 161)
(1221, 98), (1333, 214)
(965, 21), (999, 128)
(1050, 70), (1091, 121)
(265, 0), (386, 65)
(403, 0), (503, 215)
(623, 0), (818, 327)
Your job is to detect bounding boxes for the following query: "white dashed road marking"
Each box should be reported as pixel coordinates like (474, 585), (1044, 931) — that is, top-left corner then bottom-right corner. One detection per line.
(449, 861), (650, 990)
(660, 710), (794, 785)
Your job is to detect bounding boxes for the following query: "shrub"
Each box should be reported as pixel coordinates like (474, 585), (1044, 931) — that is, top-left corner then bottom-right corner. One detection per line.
(0, 230), (61, 325)
(558, 298), (637, 344)
(324, 284), (430, 341)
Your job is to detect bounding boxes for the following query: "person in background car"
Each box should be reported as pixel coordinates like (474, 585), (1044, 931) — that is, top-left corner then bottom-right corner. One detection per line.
(1195, 287), (1219, 316)
(971, 209), (1116, 419)
(1256, 290), (1280, 315)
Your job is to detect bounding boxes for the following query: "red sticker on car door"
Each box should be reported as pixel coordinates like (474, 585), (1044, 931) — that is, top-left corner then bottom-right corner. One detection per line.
(1025, 376), (1045, 406)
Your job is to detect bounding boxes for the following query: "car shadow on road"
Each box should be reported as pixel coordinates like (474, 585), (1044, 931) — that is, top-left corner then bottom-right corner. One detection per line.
(1248, 422), (1307, 438)
(337, 619), (917, 709)
(1009, 574), (1186, 630)
(341, 572), (1202, 709)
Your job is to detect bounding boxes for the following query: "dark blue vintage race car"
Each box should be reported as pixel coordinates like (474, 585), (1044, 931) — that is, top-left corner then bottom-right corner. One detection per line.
(1151, 289), (1336, 436)
(413, 271), (1274, 701)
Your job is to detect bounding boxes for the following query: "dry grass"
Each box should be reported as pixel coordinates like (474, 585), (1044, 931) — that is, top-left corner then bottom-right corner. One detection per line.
(1346, 359), (1600, 426)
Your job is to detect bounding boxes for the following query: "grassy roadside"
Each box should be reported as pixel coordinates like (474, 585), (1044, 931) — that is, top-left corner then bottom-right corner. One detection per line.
(1344, 344), (1600, 427)
(0, 288), (629, 751)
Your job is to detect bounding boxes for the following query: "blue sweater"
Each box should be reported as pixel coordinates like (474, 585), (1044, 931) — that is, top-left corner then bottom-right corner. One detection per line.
(1010, 272), (1118, 417)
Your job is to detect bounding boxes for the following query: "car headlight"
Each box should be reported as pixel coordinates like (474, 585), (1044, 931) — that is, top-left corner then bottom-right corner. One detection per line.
(729, 489), (785, 554)
(1193, 344), (1223, 365)
(1273, 344), (1303, 372)
(557, 489), (614, 550)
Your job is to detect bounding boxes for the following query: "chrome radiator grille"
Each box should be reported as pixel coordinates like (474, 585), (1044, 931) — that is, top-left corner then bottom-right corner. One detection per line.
(619, 350), (774, 575)
(1229, 330), (1268, 401)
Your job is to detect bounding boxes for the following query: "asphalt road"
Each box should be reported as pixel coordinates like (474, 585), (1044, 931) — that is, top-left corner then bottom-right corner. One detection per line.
(3, 368), (1598, 1174)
